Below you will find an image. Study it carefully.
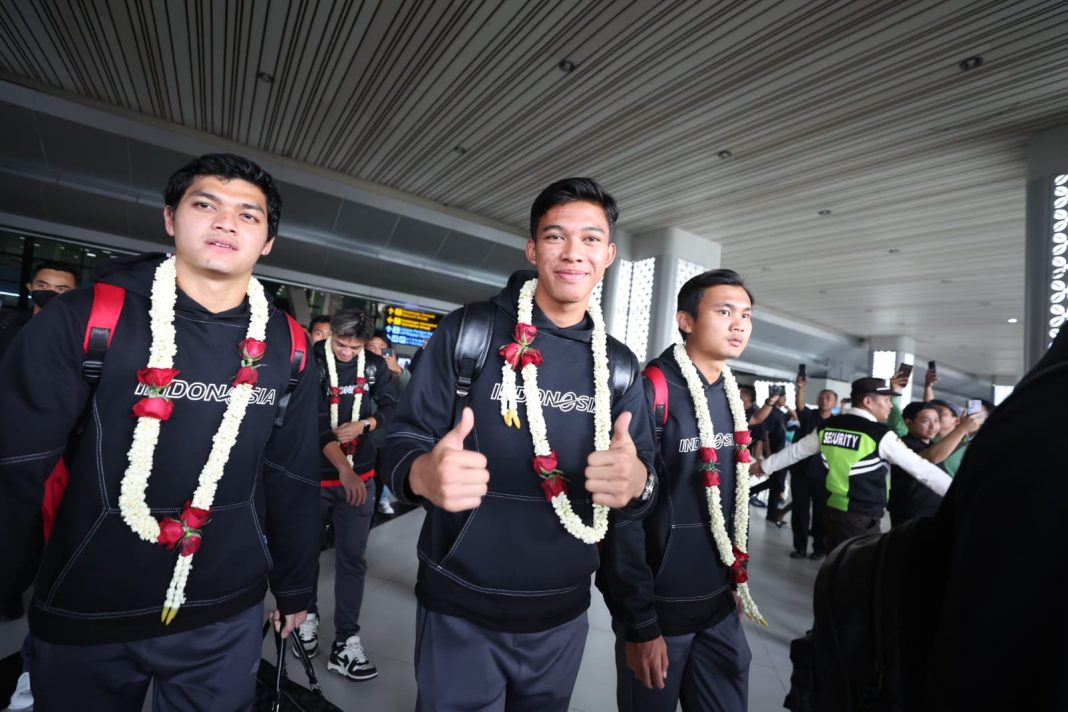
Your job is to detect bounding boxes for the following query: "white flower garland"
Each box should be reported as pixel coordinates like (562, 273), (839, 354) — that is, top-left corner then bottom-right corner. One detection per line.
(500, 278), (610, 544)
(324, 338), (366, 467)
(118, 256), (269, 624)
(673, 343), (767, 626)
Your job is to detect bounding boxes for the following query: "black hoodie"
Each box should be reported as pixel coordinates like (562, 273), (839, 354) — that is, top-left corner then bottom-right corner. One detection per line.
(381, 271), (657, 633)
(0, 254), (321, 644)
(597, 348), (739, 642)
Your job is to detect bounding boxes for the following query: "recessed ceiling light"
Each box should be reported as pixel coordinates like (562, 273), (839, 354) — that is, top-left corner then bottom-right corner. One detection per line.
(818, 290), (827, 295)
(85, 252), (97, 257)
(453, 146), (467, 155)
(959, 55), (983, 72)
(940, 279), (951, 284)
(888, 248), (900, 254)
(1007, 318), (1018, 323)
(818, 209), (832, 216)
(558, 59), (576, 73)
(760, 266), (771, 272)
(256, 71), (274, 84)
(717, 150), (732, 159)
(979, 301), (990, 306)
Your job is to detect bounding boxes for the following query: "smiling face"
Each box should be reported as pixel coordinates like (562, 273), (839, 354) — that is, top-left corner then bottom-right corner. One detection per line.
(525, 200), (616, 324)
(677, 285), (753, 363)
(164, 175), (274, 282)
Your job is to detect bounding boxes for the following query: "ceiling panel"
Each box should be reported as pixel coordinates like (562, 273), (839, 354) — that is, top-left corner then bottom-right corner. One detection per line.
(1, 0), (1066, 376)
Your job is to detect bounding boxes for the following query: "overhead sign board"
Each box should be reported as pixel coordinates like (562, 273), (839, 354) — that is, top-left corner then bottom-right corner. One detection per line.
(384, 305), (442, 347)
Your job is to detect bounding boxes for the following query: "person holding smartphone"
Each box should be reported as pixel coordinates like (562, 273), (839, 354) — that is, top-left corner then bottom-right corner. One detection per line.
(365, 331), (410, 515)
(791, 368), (838, 559)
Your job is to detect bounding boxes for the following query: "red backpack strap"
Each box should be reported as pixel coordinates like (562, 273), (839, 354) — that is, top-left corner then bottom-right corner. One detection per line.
(642, 365), (669, 442)
(284, 313), (308, 392)
(82, 283), (126, 383)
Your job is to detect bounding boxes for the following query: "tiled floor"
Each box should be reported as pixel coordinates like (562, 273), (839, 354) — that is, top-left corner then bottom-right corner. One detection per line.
(1, 504), (823, 711)
(263, 505), (820, 712)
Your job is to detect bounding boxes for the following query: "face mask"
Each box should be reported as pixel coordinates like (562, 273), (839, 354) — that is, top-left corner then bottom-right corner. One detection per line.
(31, 289), (60, 309)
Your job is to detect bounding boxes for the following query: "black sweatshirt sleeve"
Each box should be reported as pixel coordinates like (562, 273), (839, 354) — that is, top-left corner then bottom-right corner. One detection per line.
(381, 310), (462, 505)
(368, 358), (399, 431)
(598, 375), (661, 642)
(314, 353), (336, 451)
(0, 295), (91, 601)
(611, 352), (659, 520)
(261, 332), (322, 615)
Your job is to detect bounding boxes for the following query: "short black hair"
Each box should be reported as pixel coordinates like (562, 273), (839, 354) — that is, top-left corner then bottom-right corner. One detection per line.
(308, 314), (331, 331)
(164, 153), (283, 238)
(330, 309), (373, 342)
(676, 269), (754, 341)
(32, 261), (79, 284)
(902, 401), (938, 421)
(739, 384), (756, 402)
(529, 177), (619, 239)
(371, 330), (393, 348)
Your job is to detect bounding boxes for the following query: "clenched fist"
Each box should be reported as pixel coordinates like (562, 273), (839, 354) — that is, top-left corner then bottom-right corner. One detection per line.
(409, 407), (490, 512)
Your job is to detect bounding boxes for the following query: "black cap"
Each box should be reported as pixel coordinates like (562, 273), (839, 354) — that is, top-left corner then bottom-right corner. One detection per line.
(850, 377), (900, 399)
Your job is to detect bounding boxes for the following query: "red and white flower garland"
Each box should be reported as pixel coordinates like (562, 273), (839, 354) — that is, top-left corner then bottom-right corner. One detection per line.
(118, 256), (269, 624)
(498, 278), (610, 544)
(324, 339), (366, 465)
(673, 343), (767, 626)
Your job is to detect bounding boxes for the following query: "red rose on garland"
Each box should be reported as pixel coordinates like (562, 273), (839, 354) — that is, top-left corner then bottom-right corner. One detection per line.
(233, 366), (259, 386)
(328, 386), (341, 405)
(703, 470), (721, 487)
(540, 475), (568, 500)
(239, 338), (267, 361)
(734, 430), (752, 445)
(157, 501), (211, 557)
(133, 396), (174, 421)
(737, 448), (752, 464)
(137, 367), (180, 389)
(514, 323), (537, 345)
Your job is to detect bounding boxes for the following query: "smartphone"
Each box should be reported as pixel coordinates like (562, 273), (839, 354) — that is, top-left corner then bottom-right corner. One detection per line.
(769, 385), (785, 396)
(966, 399), (982, 415)
(383, 348), (395, 358)
(928, 360), (937, 373)
(798, 363), (806, 378)
(896, 363), (913, 379)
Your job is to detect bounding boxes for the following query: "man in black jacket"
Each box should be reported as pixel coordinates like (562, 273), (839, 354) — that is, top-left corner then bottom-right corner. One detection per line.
(598, 269), (756, 712)
(382, 178), (657, 711)
(296, 308), (398, 681)
(0, 154), (320, 711)
(0, 261), (79, 360)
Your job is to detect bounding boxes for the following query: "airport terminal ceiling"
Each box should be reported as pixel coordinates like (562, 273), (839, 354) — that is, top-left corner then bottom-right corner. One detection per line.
(1, 0), (1067, 379)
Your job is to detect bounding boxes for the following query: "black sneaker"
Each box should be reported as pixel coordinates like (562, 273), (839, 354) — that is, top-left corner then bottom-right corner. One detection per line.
(293, 613), (318, 658)
(328, 635), (378, 681)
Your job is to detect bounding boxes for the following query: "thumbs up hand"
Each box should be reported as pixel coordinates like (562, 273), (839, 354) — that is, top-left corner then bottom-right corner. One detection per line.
(585, 411), (651, 509)
(409, 407), (490, 512)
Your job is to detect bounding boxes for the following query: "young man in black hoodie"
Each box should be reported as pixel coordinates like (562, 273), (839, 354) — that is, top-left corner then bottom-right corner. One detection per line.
(382, 178), (658, 711)
(0, 153), (321, 711)
(297, 308), (397, 680)
(599, 269), (757, 712)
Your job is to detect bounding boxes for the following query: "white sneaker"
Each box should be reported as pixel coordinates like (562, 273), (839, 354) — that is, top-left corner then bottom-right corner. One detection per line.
(378, 499), (394, 515)
(8, 671), (33, 711)
(381, 485), (398, 504)
(293, 612), (319, 658)
(328, 634), (378, 681)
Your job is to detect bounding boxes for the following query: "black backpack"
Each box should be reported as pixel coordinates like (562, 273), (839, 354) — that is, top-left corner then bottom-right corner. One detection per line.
(786, 516), (945, 712)
(449, 301), (635, 424)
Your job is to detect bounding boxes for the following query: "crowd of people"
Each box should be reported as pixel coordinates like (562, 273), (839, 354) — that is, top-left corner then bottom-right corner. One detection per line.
(0, 152), (1014, 711)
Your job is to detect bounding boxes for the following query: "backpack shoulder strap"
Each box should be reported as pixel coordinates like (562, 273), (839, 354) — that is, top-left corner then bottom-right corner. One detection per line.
(274, 313), (309, 427)
(642, 364), (669, 442)
(82, 283), (126, 384)
(606, 338), (637, 408)
(452, 302), (495, 426)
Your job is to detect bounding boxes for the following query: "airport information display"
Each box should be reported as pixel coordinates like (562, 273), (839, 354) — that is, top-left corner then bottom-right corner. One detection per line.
(384, 305), (441, 347)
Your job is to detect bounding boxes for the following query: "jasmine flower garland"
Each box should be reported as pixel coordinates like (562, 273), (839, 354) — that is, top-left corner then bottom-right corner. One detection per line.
(673, 343), (766, 626)
(118, 255), (269, 624)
